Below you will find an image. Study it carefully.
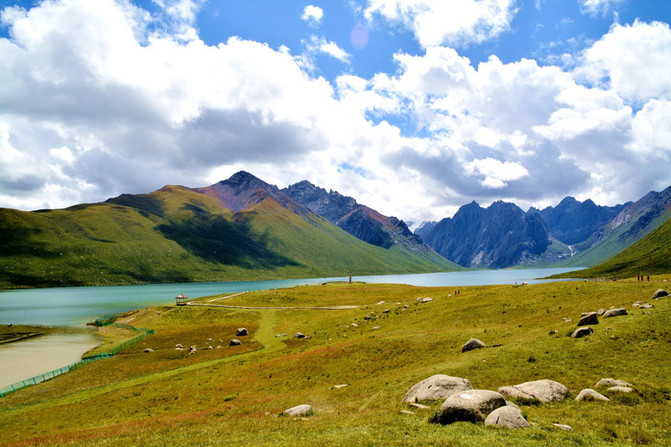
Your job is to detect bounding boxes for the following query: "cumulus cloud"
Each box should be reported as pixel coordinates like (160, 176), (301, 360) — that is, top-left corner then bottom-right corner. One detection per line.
(0, 0), (670, 224)
(301, 5), (324, 27)
(364, 0), (518, 47)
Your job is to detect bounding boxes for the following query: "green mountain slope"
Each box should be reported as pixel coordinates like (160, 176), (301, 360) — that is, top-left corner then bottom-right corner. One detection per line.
(0, 175), (459, 288)
(559, 215), (671, 278)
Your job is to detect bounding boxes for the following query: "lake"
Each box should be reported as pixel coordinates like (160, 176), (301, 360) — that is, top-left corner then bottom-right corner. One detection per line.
(0, 267), (581, 388)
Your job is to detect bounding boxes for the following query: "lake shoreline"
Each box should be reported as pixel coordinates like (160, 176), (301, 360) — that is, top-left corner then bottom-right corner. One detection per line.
(0, 325), (52, 345)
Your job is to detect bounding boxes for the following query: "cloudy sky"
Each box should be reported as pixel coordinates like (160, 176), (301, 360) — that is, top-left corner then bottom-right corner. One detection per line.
(1, 0), (670, 225)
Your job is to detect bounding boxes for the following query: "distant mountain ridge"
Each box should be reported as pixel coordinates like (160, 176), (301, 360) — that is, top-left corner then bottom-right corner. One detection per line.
(420, 201), (551, 268)
(282, 180), (428, 253)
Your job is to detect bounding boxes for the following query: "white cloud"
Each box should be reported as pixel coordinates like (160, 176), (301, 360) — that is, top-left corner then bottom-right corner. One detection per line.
(464, 158), (529, 188)
(364, 0), (518, 47)
(579, 0), (626, 17)
(576, 20), (671, 104)
(301, 5), (324, 27)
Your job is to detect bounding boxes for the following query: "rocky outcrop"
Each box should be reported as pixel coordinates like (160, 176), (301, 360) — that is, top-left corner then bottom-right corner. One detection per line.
(403, 375), (473, 403)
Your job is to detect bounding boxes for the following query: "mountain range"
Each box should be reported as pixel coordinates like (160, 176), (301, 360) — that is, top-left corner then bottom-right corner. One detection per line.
(1, 170), (670, 288)
(0, 171), (457, 288)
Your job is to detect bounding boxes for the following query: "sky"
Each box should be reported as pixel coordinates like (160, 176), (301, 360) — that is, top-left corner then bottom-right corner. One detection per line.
(1, 0), (670, 226)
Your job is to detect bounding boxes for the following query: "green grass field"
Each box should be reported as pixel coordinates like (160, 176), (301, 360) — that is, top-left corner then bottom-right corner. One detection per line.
(1, 280), (669, 446)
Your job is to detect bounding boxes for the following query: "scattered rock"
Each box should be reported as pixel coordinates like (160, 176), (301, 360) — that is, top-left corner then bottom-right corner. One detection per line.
(236, 328), (248, 336)
(175, 346), (184, 351)
(363, 315), (371, 320)
(484, 405), (530, 429)
(294, 332), (306, 339)
(229, 339), (242, 346)
(639, 303), (653, 309)
(332, 384), (348, 389)
(597, 308), (606, 316)
(595, 378), (632, 388)
(143, 348), (154, 353)
(498, 379), (569, 403)
(431, 390), (506, 424)
(403, 374), (473, 403)
(409, 403), (431, 410)
(461, 338), (486, 353)
(553, 423), (573, 431)
(371, 326), (380, 330)
(382, 309), (390, 314)
(576, 388), (610, 402)
(400, 410), (415, 415)
(351, 323), (359, 327)
(175, 343), (183, 349)
(421, 297), (433, 303)
(216, 345), (222, 349)
(189, 346), (197, 355)
(632, 301), (642, 307)
(653, 289), (669, 299)
(548, 330), (559, 335)
(603, 308), (627, 318)
(571, 327), (594, 338)
(207, 346), (213, 350)
(608, 386), (633, 393)
(281, 404), (313, 417)
(578, 312), (599, 326)
(403, 305), (409, 310)
(377, 301), (385, 305)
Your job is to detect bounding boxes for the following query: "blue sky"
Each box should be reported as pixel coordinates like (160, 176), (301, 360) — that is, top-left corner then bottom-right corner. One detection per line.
(1, 0), (670, 224)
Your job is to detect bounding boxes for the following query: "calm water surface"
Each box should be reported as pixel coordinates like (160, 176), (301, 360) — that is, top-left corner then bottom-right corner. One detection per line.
(0, 267), (581, 387)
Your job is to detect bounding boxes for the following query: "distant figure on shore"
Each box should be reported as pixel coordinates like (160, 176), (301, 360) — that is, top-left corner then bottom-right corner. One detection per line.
(349, 272), (352, 284)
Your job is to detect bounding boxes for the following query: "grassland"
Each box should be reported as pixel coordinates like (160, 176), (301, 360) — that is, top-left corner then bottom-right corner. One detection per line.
(0, 280), (669, 446)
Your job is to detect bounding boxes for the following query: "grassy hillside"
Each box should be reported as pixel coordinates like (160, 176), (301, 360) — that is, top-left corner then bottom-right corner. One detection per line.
(557, 216), (671, 279)
(0, 280), (669, 445)
(0, 186), (458, 289)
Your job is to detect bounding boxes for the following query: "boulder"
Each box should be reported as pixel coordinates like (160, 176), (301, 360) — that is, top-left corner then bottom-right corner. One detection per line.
(578, 312), (599, 326)
(571, 327), (594, 338)
(653, 289), (669, 299)
(597, 308), (606, 316)
(595, 378), (632, 388)
(229, 339), (242, 346)
(403, 374), (473, 403)
(498, 379), (569, 403)
(175, 343), (183, 349)
(553, 423), (573, 431)
(608, 386), (633, 393)
(461, 338), (486, 353)
(294, 332), (306, 339)
(421, 297), (433, 303)
(484, 405), (530, 429)
(576, 388), (610, 402)
(143, 348), (154, 353)
(281, 404), (313, 417)
(639, 303), (653, 309)
(431, 390), (506, 424)
(236, 328), (248, 336)
(603, 308), (627, 318)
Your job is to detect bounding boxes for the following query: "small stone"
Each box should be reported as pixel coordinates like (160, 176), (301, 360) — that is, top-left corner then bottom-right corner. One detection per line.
(351, 323), (359, 327)
(578, 312), (599, 326)
(363, 316), (371, 320)
(175, 343), (183, 349)
(229, 339), (242, 346)
(377, 301), (385, 305)
(332, 384), (348, 389)
(421, 297), (433, 303)
(281, 404), (313, 417)
(461, 338), (486, 352)
(632, 301), (642, 307)
(400, 410), (415, 415)
(603, 308), (627, 318)
(236, 328), (248, 336)
(553, 423), (573, 431)
(294, 332), (306, 339)
(207, 346), (213, 350)
(144, 348), (154, 353)
(382, 309), (390, 313)
(371, 326), (380, 330)
(571, 327), (594, 338)
(639, 303), (653, 309)
(576, 388), (610, 401)
(409, 403), (431, 410)
(597, 308), (606, 315)
(608, 386), (633, 393)
(595, 378), (632, 388)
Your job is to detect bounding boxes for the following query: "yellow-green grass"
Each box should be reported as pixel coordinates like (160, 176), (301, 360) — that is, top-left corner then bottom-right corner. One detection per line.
(0, 280), (669, 446)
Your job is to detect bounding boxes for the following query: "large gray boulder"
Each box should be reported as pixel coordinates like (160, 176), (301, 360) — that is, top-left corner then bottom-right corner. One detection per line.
(653, 289), (669, 299)
(281, 404), (313, 417)
(236, 327), (248, 336)
(484, 405), (530, 429)
(461, 338), (486, 352)
(229, 339), (242, 346)
(578, 312), (599, 326)
(498, 379), (569, 403)
(576, 388), (610, 402)
(603, 308), (627, 318)
(403, 374), (473, 403)
(431, 390), (506, 424)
